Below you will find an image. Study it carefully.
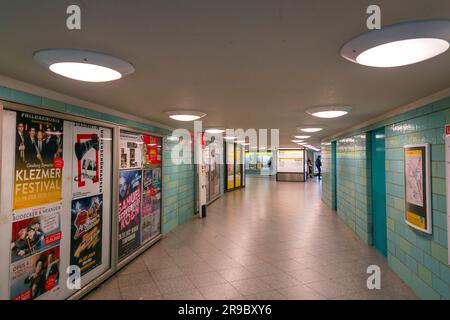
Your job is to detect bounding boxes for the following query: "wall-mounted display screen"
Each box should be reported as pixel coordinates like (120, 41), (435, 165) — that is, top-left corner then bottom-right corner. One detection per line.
(1, 109), (113, 300)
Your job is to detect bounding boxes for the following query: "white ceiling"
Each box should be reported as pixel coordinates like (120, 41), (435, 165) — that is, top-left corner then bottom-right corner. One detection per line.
(0, 0), (449, 147)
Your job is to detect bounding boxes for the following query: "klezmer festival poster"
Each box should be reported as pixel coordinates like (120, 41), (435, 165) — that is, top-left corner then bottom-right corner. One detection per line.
(14, 112), (64, 210)
(118, 169), (142, 260)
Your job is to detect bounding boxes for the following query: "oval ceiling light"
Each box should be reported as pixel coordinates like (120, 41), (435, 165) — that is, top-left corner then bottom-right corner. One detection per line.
(33, 48), (134, 82)
(299, 127), (323, 133)
(341, 19), (450, 67)
(294, 135), (310, 139)
(165, 110), (206, 121)
(292, 139), (304, 143)
(306, 106), (352, 119)
(205, 128), (225, 134)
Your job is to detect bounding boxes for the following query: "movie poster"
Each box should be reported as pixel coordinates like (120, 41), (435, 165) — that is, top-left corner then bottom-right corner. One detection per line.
(404, 144), (431, 234)
(13, 112), (64, 209)
(10, 246), (60, 300)
(72, 123), (105, 200)
(141, 169), (162, 242)
(118, 169), (142, 260)
(70, 195), (103, 275)
(120, 132), (143, 169)
(142, 134), (162, 167)
(10, 203), (62, 263)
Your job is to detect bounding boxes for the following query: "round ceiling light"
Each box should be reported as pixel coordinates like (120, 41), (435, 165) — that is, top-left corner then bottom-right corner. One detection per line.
(299, 127), (323, 133)
(205, 128), (225, 134)
(292, 139), (304, 143)
(165, 110), (206, 121)
(306, 106), (351, 118)
(341, 19), (450, 67)
(33, 48), (135, 82)
(294, 135), (310, 139)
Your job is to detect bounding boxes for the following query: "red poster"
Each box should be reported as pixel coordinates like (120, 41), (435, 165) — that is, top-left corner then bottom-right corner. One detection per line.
(141, 135), (161, 165)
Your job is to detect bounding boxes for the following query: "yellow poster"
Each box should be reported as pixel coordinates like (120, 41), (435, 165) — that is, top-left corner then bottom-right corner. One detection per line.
(13, 112), (64, 209)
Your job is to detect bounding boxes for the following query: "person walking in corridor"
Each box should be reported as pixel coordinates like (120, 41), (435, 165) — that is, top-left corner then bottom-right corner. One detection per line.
(307, 159), (313, 178)
(315, 155), (322, 180)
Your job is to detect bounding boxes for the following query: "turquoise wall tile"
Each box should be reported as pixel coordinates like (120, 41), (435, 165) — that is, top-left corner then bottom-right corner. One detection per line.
(322, 97), (450, 300)
(11, 90), (42, 106)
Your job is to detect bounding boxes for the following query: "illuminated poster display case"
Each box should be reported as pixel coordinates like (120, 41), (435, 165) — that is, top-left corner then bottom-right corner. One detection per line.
(118, 129), (163, 264)
(276, 148), (306, 182)
(0, 101), (114, 300)
(0, 101), (164, 300)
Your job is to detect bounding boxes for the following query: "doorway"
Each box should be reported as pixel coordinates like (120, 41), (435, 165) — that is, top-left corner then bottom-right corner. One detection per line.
(371, 128), (387, 256)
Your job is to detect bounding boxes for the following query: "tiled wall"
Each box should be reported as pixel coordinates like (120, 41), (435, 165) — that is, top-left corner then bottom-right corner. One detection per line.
(385, 109), (449, 299)
(0, 85), (196, 235)
(321, 143), (333, 208)
(336, 134), (372, 244)
(162, 140), (195, 233)
(322, 96), (450, 299)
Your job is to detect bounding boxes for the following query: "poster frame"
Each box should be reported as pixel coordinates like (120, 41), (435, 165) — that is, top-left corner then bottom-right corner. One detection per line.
(403, 143), (432, 234)
(0, 99), (118, 300)
(117, 126), (163, 270)
(445, 125), (450, 265)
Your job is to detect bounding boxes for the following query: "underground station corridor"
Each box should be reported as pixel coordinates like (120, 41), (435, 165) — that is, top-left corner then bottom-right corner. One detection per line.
(85, 177), (417, 300)
(1, 1), (450, 312)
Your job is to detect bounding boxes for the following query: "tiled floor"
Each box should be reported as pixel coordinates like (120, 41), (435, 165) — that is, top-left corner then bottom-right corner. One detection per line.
(84, 176), (418, 300)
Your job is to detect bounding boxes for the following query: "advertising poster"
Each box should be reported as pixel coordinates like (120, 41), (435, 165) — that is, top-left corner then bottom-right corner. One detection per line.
(235, 144), (242, 187)
(10, 203), (62, 263)
(14, 112), (64, 209)
(277, 149), (304, 173)
(10, 246), (60, 300)
(445, 125), (450, 264)
(142, 134), (162, 167)
(404, 144), (431, 234)
(118, 169), (142, 260)
(72, 123), (105, 200)
(226, 143), (235, 190)
(141, 169), (162, 242)
(70, 195), (103, 275)
(120, 132), (143, 169)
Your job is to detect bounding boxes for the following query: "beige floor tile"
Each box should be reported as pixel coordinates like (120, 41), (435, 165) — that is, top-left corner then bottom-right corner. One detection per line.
(188, 271), (228, 288)
(156, 276), (197, 295)
(199, 283), (242, 300)
(230, 278), (273, 296)
(117, 270), (154, 289)
(120, 283), (161, 300)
